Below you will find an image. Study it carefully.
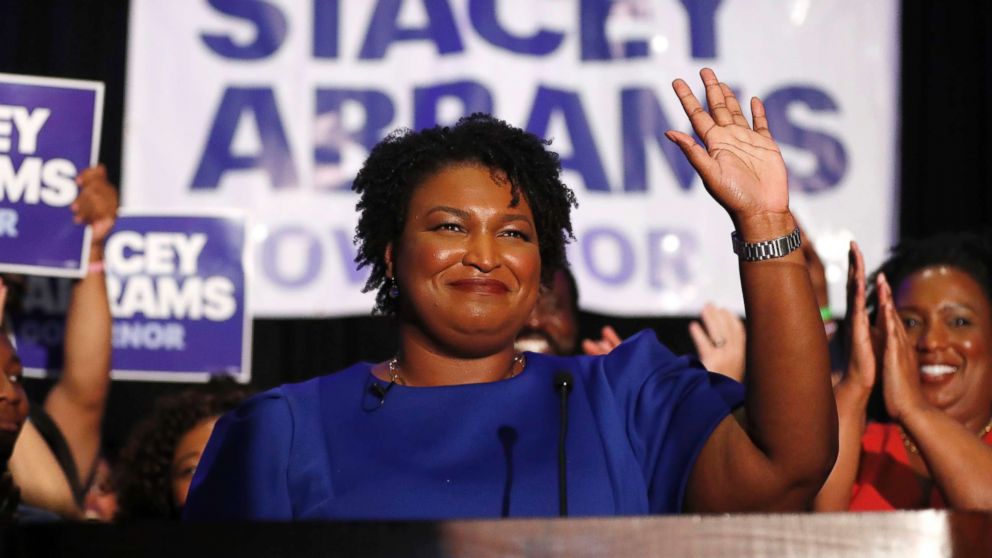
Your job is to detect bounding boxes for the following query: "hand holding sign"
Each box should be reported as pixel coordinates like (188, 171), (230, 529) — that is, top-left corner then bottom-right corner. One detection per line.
(0, 74), (103, 277)
(71, 164), (118, 250)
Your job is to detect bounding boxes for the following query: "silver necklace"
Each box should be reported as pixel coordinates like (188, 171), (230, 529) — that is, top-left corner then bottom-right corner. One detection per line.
(387, 353), (525, 385)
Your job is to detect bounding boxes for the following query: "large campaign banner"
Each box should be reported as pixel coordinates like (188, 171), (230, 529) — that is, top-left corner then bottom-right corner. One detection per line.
(0, 74), (102, 277)
(124, 1), (899, 317)
(10, 210), (252, 383)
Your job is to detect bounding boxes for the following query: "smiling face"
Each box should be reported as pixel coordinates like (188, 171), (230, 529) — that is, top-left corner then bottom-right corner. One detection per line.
(895, 266), (992, 430)
(515, 269), (578, 355)
(388, 163), (541, 357)
(0, 336), (27, 466)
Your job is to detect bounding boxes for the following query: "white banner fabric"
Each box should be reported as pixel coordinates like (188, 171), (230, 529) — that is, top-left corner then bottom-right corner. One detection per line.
(124, 0), (899, 317)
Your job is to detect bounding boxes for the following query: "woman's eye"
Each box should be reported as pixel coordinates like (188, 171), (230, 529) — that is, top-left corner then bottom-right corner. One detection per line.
(7, 373), (21, 385)
(500, 229), (530, 241)
(901, 317), (920, 328)
(950, 317), (972, 327)
(435, 223), (463, 233)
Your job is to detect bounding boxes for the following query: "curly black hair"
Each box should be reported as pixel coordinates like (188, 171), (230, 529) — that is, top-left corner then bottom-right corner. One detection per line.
(353, 113), (578, 315)
(866, 231), (992, 320)
(112, 379), (252, 519)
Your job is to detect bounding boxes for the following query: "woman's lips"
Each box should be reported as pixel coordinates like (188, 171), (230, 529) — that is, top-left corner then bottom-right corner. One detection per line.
(919, 364), (959, 384)
(448, 279), (509, 294)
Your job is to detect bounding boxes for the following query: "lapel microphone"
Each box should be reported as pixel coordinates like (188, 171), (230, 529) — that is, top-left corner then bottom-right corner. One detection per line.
(553, 372), (573, 517)
(365, 379), (397, 411)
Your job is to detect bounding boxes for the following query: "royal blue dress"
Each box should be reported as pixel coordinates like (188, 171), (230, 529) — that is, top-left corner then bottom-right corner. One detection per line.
(183, 330), (743, 520)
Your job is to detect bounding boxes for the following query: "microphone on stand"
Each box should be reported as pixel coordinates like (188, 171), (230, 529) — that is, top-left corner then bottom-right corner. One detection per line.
(553, 372), (573, 517)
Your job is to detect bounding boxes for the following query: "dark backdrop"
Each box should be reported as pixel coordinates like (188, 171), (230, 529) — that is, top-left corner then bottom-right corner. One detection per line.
(2, 1), (990, 452)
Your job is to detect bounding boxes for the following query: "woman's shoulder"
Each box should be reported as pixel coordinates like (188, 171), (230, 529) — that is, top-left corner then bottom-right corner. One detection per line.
(584, 328), (700, 385)
(602, 329), (678, 364)
(558, 328), (743, 409)
(278, 362), (373, 395)
(231, 362), (375, 421)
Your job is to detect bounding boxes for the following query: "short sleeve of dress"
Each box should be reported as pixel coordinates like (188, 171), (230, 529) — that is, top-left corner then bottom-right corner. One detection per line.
(599, 330), (745, 513)
(183, 389), (295, 520)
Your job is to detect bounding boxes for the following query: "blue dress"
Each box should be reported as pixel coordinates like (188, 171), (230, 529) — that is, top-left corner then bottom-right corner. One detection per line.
(183, 330), (743, 520)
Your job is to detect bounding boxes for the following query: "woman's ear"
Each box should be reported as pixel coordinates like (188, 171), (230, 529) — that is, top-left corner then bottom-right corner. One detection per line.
(384, 242), (394, 280)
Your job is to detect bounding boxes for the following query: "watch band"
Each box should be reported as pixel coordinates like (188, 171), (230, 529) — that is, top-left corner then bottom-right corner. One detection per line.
(731, 227), (802, 261)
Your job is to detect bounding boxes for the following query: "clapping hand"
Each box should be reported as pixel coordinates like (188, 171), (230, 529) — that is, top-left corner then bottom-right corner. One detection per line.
(842, 241), (877, 395)
(666, 68), (789, 226)
(689, 303), (746, 381)
(875, 272), (927, 421)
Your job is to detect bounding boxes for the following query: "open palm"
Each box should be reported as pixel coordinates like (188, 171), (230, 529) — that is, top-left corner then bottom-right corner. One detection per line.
(666, 69), (789, 220)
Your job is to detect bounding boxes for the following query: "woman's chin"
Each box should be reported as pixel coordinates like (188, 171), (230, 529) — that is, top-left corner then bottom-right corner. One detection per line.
(921, 383), (965, 417)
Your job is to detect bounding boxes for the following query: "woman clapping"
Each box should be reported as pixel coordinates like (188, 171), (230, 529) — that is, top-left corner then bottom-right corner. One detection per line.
(817, 233), (992, 510)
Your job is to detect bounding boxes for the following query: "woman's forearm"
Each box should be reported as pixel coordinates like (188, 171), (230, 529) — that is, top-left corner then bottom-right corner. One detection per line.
(44, 244), (112, 484)
(736, 212), (838, 498)
(813, 381), (869, 510)
(671, 71), (837, 511)
(901, 408), (992, 509)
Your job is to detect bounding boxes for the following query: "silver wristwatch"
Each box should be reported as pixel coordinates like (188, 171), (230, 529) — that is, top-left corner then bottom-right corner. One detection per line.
(731, 227), (802, 261)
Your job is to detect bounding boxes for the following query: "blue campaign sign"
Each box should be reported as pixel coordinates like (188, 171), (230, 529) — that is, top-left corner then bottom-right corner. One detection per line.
(0, 74), (103, 277)
(8, 275), (73, 375)
(10, 210), (252, 383)
(106, 211), (251, 382)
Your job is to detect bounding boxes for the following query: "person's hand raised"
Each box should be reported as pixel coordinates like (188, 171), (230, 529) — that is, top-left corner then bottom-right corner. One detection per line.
(666, 68), (788, 225)
(876, 272), (928, 421)
(581, 325), (622, 356)
(71, 164), (119, 247)
(842, 241), (877, 395)
(689, 303), (746, 381)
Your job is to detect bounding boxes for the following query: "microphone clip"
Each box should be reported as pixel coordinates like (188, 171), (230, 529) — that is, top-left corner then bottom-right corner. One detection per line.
(364, 378), (397, 412)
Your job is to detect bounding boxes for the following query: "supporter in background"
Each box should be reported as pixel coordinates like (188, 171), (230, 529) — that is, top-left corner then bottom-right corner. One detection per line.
(688, 225), (841, 384)
(6, 165), (117, 519)
(514, 267), (621, 356)
(517, 266), (746, 381)
(82, 456), (117, 521)
(816, 234), (992, 510)
(113, 380), (252, 519)
(0, 280), (28, 521)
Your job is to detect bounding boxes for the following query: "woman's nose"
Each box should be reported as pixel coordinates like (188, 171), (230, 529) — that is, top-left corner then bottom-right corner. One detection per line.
(462, 234), (500, 272)
(916, 322), (947, 351)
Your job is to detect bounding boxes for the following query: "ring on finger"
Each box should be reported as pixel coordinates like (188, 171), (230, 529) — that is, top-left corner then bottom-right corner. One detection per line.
(712, 337), (726, 348)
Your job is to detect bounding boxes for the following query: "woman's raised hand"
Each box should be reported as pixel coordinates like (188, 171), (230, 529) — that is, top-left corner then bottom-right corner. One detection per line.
(876, 273), (928, 421)
(71, 164), (119, 247)
(666, 68), (789, 224)
(843, 241), (877, 394)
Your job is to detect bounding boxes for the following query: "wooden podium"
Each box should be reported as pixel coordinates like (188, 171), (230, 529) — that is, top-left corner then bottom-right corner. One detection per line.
(4, 510), (991, 557)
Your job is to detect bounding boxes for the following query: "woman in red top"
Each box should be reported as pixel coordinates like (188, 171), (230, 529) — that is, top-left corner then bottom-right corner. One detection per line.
(816, 233), (992, 510)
